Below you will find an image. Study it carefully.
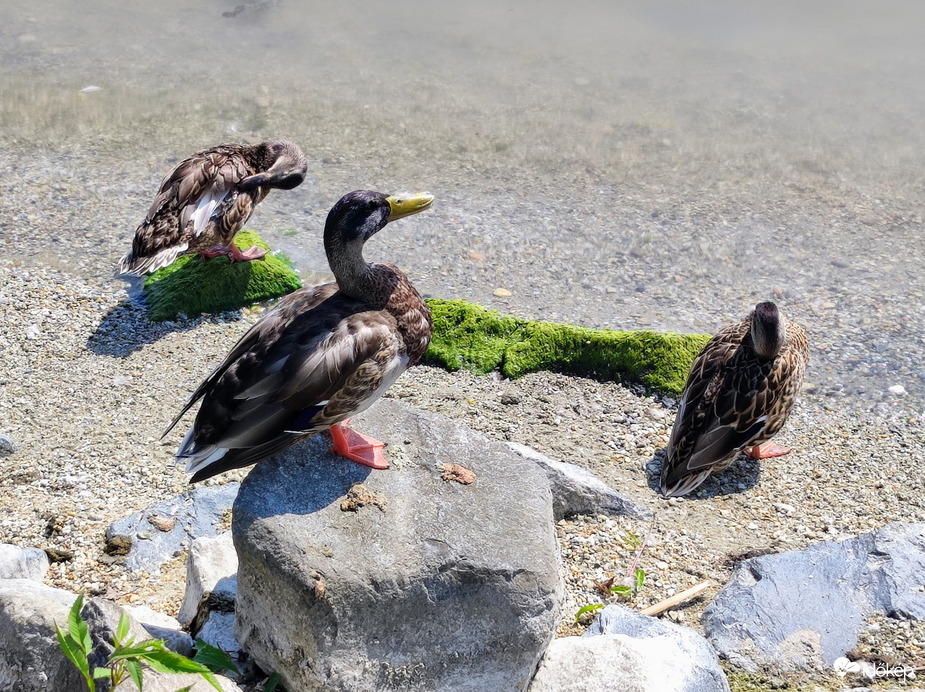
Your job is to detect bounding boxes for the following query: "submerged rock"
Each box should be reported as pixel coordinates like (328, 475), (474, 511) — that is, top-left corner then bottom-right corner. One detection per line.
(234, 399), (564, 692)
(142, 229), (301, 322)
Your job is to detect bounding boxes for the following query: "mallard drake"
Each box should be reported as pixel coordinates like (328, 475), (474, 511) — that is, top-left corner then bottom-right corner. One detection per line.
(163, 190), (434, 482)
(117, 140), (307, 275)
(660, 302), (809, 498)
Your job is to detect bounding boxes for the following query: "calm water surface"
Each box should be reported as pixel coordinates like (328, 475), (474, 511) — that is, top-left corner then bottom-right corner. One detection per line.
(1, 0), (923, 410)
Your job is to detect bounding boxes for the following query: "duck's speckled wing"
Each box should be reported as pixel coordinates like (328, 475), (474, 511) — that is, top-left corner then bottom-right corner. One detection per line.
(661, 319), (809, 496)
(165, 283), (412, 480)
(118, 148), (253, 275)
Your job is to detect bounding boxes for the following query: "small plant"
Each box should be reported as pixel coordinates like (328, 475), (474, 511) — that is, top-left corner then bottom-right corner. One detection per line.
(55, 594), (223, 691)
(192, 639), (240, 677)
(574, 603), (605, 622)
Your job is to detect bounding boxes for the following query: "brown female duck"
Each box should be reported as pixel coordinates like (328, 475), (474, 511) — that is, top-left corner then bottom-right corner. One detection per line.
(660, 302), (809, 497)
(163, 190), (434, 482)
(118, 140), (307, 275)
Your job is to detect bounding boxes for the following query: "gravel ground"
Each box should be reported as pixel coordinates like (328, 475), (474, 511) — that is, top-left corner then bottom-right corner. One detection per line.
(2, 3), (925, 688)
(1, 264), (924, 689)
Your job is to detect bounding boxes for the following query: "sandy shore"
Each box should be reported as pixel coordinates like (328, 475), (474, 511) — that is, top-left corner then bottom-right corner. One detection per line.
(1, 262), (923, 688)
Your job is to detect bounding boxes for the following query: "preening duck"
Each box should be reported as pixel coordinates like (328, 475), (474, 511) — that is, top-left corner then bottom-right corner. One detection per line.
(163, 190), (434, 482)
(117, 140), (307, 275)
(660, 302), (809, 498)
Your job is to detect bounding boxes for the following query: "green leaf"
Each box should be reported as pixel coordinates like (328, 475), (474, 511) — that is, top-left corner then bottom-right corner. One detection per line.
(574, 603), (605, 622)
(137, 649), (213, 675)
(117, 612), (131, 645)
(111, 639), (170, 659)
(125, 658), (144, 691)
(193, 639), (241, 675)
(173, 687), (194, 692)
(623, 530), (640, 549)
(92, 667), (111, 680)
(635, 568), (645, 591)
(67, 594), (93, 656)
(611, 584), (632, 598)
(263, 672), (281, 692)
(55, 621), (91, 680)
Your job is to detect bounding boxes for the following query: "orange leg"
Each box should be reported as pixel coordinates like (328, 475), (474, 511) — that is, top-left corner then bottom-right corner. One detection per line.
(745, 441), (791, 459)
(329, 420), (389, 469)
(228, 241), (268, 263)
(201, 245), (231, 259)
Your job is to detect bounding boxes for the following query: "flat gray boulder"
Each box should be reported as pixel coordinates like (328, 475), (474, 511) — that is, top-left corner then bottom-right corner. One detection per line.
(703, 522), (925, 673)
(234, 399), (564, 692)
(506, 442), (651, 520)
(105, 484), (239, 572)
(0, 544), (49, 581)
(530, 605), (728, 692)
(0, 579), (238, 692)
(0, 579), (83, 691)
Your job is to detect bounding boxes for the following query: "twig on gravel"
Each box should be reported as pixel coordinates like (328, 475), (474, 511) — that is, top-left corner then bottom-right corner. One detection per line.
(640, 580), (713, 616)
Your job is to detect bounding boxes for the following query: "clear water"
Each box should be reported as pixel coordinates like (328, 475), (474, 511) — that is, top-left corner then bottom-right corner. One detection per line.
(2, 0), (923, 409)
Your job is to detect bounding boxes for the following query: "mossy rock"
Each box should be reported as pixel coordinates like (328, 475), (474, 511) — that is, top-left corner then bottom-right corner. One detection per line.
(143, 230), (302, 321)
(423, 299), (710, 396)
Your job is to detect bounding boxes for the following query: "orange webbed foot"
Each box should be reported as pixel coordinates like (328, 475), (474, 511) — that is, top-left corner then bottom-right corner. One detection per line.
(329, 420), (389, 469)
(745, 441), (791, 459)
(228, 243), (268, 263)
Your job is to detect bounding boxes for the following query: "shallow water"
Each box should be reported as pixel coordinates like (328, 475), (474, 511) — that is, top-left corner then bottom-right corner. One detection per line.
(1, 0), (923, 409)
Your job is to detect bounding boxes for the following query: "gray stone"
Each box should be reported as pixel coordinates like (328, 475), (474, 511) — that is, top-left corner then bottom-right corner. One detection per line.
(703, 522), (925, 673)
(105, 483), (239, 572)
(124, 604), (194, 657)
(0, 581), (239, 692)
(530, 633), (729, 692)
(0, 579), (83, 692)
(82, 598), (242, 691)
(234, 399), (564, 692)
(506, 442), (651, 520)
(0, 434), (16, 457)
(537, 604), (730, 692)
(0, 545), (49, 581)
(197, 611), (239, 655)
(178, 533), (238, 627)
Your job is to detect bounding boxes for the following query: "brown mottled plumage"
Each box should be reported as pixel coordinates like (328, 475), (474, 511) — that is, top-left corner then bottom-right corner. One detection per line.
(660, 302), (809, 497)
(163, 190), (434, 482)
(117, 140), (307, 275)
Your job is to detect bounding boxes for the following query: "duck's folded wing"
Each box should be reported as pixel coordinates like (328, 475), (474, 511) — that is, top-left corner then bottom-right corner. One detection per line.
(172, 291), (403, 476)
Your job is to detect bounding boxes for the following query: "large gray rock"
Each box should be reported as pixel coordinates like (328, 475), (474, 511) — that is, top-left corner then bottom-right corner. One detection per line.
(0, 545), (49, 581)
(530, 605), (729, 692)
(82, 598), (241, 692)
(506, 442), (651, 520)
(704, 522), (925, 673)
(234, 399), (564, 692)
(0, 580), (239, 692)
(0, 579), (83, 691)
(123, 604), (194, 657)
(105, 483), (239, 572)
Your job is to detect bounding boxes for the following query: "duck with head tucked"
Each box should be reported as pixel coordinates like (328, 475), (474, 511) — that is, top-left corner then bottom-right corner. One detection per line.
(660, 302), (809, 498)
(118, 140), (307, 275)
(163, 190), (434, 482)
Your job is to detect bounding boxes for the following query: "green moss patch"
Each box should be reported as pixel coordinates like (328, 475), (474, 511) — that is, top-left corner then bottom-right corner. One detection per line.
(423, 299), (710, 396)
(144, 230), (302, 321)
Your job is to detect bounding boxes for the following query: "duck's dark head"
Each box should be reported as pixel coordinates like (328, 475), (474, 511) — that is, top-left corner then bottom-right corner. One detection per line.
(750, 301), (788, 359)
(239, 140), (307, 191)
(324, 190), (434, 293)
